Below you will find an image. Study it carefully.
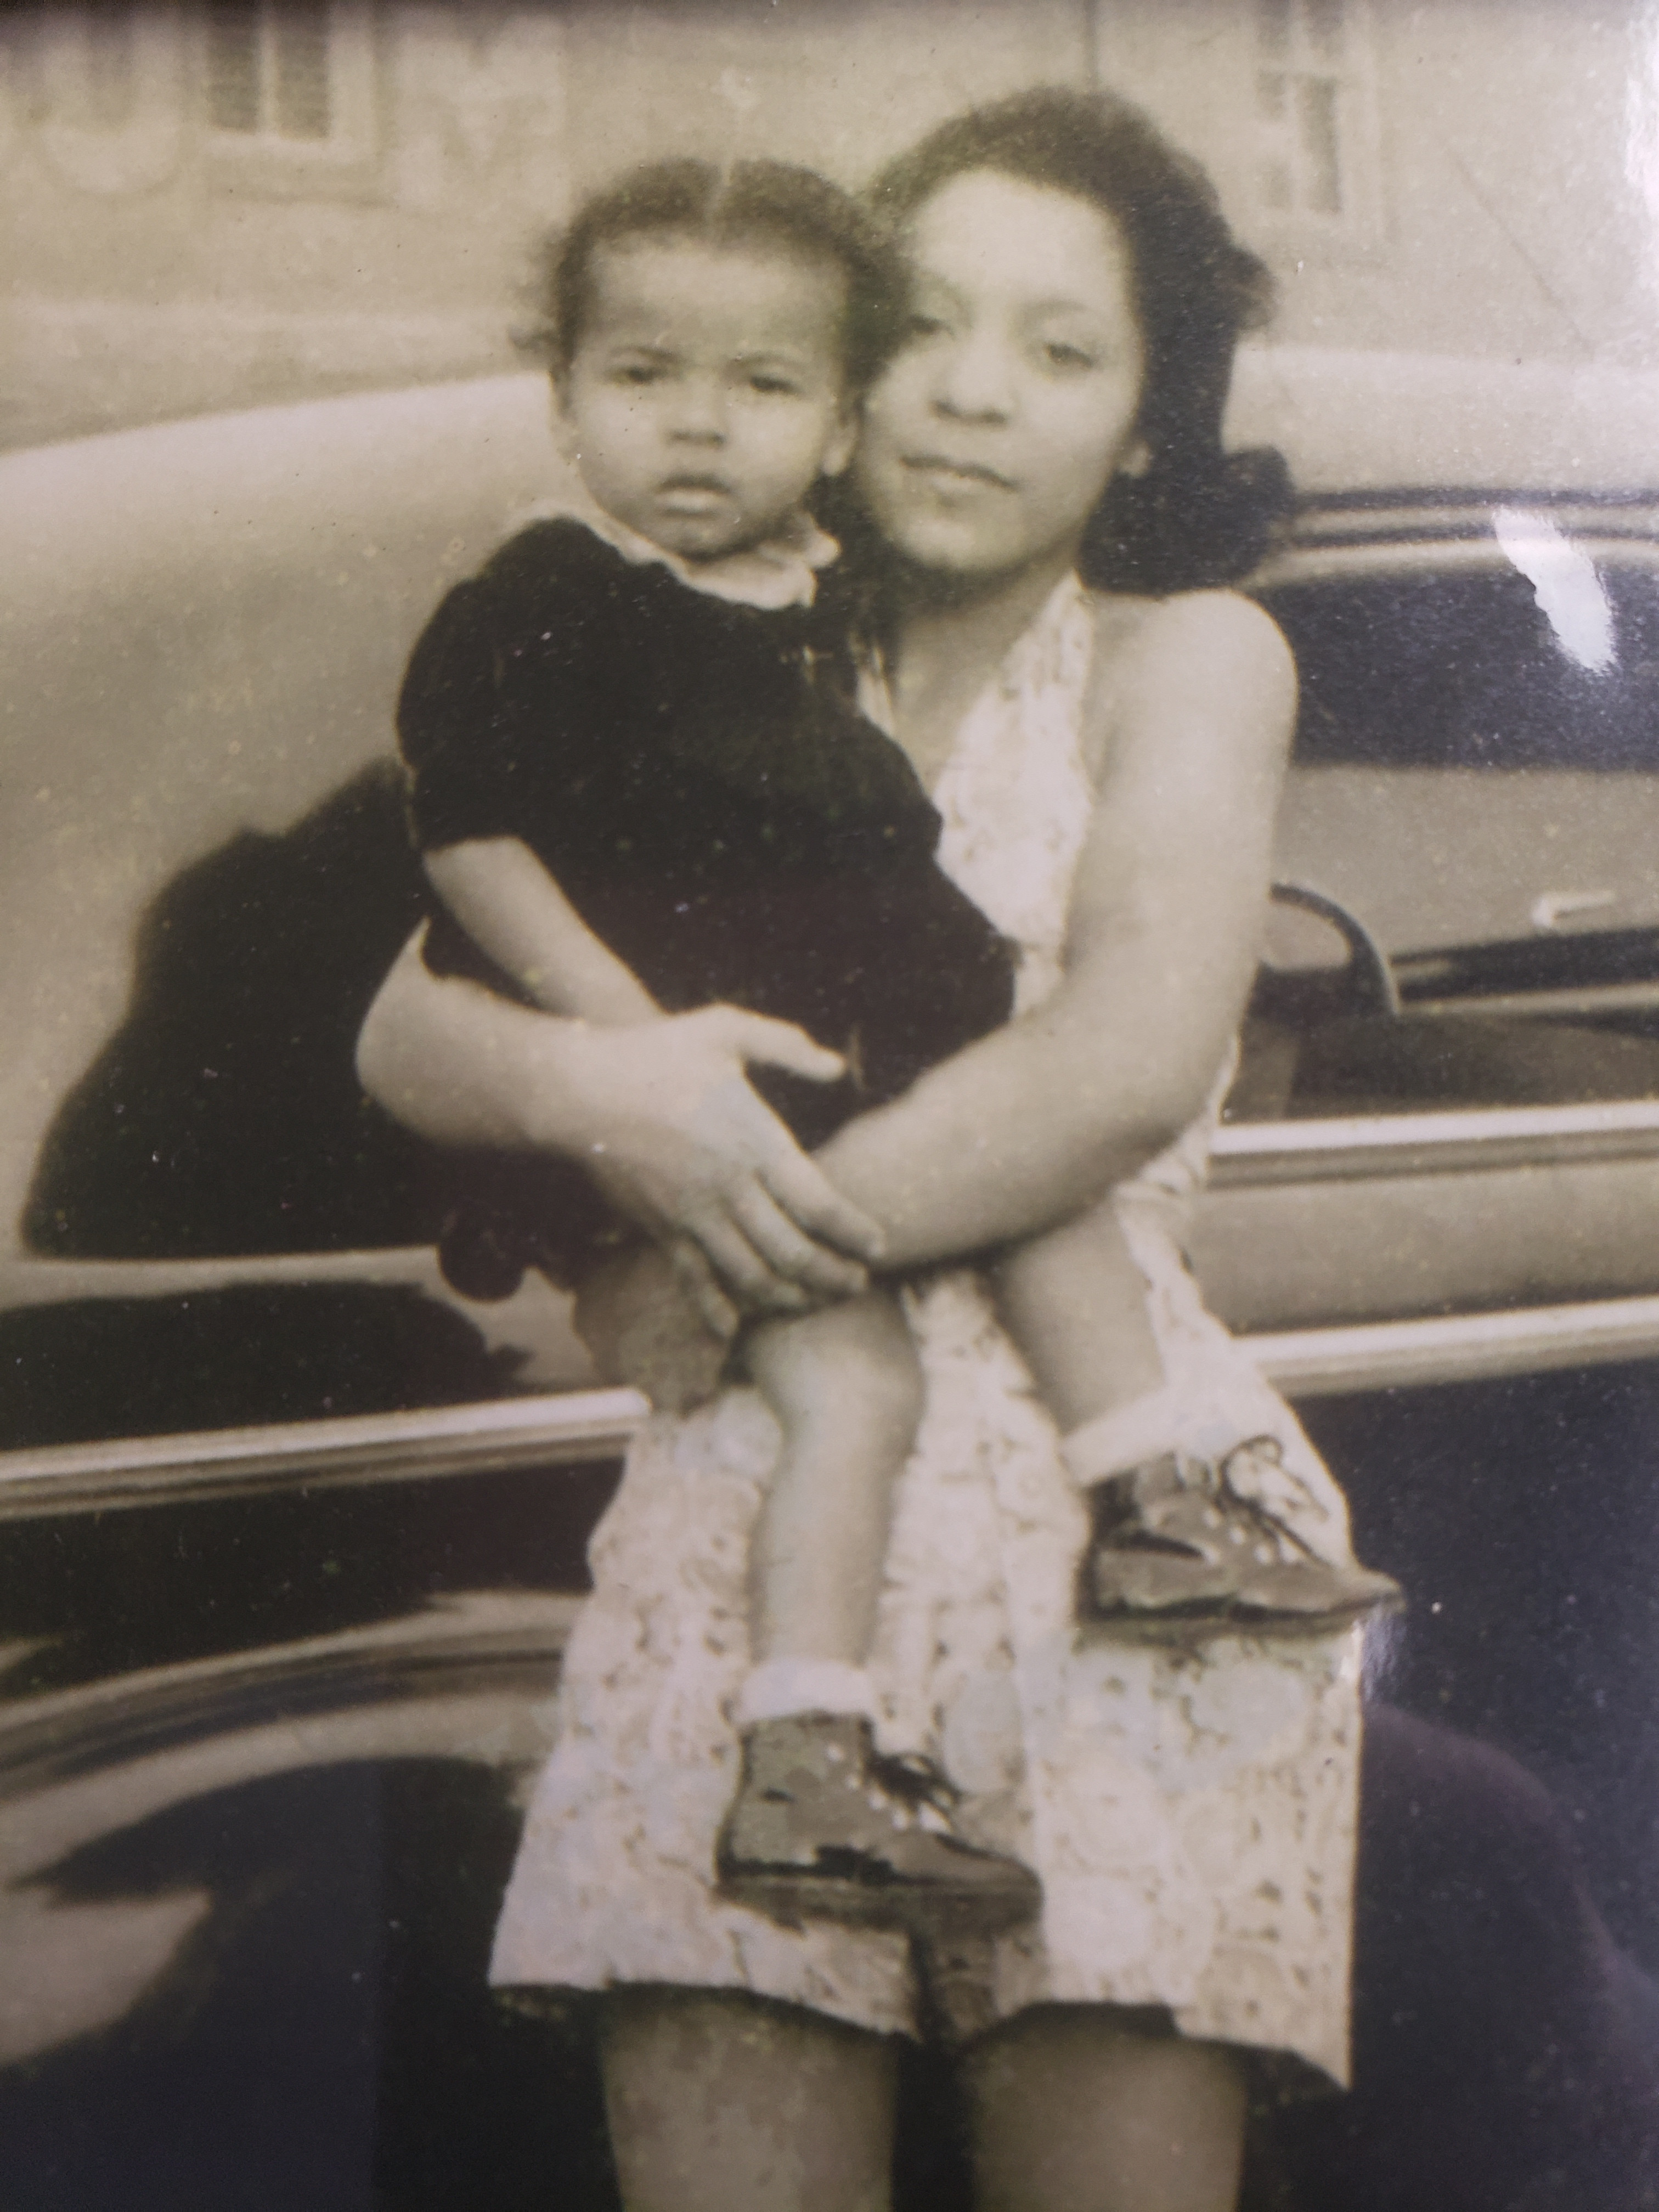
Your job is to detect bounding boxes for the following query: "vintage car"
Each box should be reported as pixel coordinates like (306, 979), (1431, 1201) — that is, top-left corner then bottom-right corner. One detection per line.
(3, 353), (1658, 2202)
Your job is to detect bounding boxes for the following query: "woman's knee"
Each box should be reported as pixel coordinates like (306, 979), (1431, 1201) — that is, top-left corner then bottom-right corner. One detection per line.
(965, 2006), (1247, 2212)
(600, 1987), (899, 2212)
(1355, 1706), (1655, 2116)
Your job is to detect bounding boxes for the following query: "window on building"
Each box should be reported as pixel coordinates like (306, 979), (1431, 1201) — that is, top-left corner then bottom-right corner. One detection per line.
(206, 4), (329, 140)
(82, 0), (141, 131)
(1253, 0), (1371, 227)
(34, 5), (189, 197)
(202, 2), (379, 190)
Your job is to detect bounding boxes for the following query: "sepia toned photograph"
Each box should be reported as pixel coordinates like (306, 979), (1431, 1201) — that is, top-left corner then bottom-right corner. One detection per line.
(4, 3), (1659, 2205)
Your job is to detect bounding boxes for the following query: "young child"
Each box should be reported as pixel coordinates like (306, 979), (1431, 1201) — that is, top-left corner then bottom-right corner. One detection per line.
(397, 157), (1400, 1938)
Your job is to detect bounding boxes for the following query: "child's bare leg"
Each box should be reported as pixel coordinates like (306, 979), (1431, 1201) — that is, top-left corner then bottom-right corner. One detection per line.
(994, 1202), (1402, 1639)
(578, 1255), (917, 1682)
(992, 1199), (1165, 1436)
(718, 1291), (1042, 1936)
(744, 1290), (922, 1677)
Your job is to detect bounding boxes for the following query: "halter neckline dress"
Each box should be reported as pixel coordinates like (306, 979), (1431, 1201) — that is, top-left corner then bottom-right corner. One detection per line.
(489, 573), (1363, 2089)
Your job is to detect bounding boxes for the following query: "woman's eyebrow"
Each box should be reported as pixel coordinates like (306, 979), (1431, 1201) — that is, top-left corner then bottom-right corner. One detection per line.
(1019, 297), (1110, 320)
(732, 345), (815, 365)
(909, 275), (1107, 324)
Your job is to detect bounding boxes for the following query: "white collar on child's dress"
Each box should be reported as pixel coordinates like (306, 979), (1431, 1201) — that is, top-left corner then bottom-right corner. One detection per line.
(514, 483), (839, 611)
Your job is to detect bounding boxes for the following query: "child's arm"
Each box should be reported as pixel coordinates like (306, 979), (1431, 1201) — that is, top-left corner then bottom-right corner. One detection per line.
(425, 836), (659, 1027)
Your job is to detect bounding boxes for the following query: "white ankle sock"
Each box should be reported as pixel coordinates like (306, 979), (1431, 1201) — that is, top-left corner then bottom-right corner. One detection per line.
(736, 1658), (876, 1728)
(1060, 1387), (1241, 1492)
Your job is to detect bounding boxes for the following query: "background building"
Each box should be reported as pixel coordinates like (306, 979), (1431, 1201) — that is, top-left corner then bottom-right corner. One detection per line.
(4, 0), (1658, 449)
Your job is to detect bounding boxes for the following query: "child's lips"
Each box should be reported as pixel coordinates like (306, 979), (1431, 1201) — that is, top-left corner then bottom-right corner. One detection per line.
(656, 476), (737, 512)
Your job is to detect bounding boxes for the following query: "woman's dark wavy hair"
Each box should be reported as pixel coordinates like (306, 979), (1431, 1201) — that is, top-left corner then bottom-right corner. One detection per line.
(518, 156), (898, 393)
(860, 86), (1293, 594)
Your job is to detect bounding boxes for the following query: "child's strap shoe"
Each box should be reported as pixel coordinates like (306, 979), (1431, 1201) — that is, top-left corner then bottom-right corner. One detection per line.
(1080, 1438), (1404, 1643)
(716, 1711), (1041, 1939)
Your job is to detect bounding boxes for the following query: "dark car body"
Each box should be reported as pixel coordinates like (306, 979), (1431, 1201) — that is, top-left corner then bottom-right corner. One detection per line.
(4, 357), (1659, 2149)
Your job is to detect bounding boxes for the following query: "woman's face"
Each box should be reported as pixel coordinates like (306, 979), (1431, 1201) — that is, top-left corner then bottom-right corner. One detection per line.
(854, 170), (1146, 586)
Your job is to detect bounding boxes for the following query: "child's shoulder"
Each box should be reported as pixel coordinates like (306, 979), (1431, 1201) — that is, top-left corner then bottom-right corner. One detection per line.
(405, 518), (646, 698)
(473, 513), (743, 642)
(477, 512), (633, 600)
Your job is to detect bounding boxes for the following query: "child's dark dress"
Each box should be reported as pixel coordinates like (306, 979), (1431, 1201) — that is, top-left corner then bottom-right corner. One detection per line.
(397, 515), (1015, 1286)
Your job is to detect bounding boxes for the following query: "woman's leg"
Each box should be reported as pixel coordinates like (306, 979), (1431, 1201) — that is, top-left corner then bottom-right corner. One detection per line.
(600, 1988), (899, 2212)
(1261, 1705), (1659, 2211)
(573, 1238), (731, 1413)
(964, 2007), (1246, 2212)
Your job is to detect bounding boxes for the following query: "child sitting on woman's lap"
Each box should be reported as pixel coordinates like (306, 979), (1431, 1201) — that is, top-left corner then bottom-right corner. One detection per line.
(397, 155), (1400, 1939)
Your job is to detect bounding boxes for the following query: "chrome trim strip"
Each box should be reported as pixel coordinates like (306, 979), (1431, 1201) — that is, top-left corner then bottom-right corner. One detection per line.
(9, 1292), (1659, 1513)
(1285, 510), (1659, 548)
(1404, 980), (1659, 1022)
(1291, 489), (1659, 517)
(0, 1592), (579, 1800)
(0, 1248), (445, 1308)
(0, 1386), (650, 1520)
(1211, 1098), (1659, 1184)
(1248, 1293), (1659, 1396)
(1252, 535), (1659, 588)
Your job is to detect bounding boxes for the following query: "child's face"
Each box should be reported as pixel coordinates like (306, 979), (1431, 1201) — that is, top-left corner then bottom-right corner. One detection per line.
(853, 172), (1147, 588)
(556, 237), (857, 562)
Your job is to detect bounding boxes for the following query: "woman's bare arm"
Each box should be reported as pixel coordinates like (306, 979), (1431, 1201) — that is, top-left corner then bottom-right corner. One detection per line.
(356, 931), (884, 1316)
(811, 592), (1296, 1269)
(358, 592), (1293, 1313)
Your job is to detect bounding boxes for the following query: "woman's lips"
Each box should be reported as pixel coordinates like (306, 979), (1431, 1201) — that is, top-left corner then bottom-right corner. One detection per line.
(902, 454), (1017, 495)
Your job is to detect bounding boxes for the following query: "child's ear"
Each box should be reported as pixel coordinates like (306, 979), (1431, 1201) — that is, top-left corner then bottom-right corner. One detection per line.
(819, 408), (859, 481)
(1119, 434), (1152, 481)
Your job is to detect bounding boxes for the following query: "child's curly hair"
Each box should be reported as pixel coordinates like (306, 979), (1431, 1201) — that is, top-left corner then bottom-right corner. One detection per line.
(519, 156), (900, 394)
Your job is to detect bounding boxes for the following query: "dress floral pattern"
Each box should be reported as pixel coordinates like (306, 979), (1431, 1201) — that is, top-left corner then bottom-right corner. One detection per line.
(489, 576), (1363, 2087)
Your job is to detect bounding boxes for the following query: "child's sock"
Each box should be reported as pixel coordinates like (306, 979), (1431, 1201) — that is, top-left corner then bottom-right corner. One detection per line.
(735, 1657), (876, 1729)
(1058, 1383), (1232, 1492)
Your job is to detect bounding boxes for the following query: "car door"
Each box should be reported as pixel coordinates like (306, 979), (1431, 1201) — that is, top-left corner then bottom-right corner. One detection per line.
(1195, 509), (1659, 1383)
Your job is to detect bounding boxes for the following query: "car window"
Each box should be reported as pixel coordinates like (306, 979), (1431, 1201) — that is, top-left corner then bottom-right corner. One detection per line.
(1234, 545), (1659, 1121)
(1279, 562), (1659, 774)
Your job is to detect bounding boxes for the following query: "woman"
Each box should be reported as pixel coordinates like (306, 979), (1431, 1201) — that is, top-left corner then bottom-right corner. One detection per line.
(360, 88), (1344, 2212)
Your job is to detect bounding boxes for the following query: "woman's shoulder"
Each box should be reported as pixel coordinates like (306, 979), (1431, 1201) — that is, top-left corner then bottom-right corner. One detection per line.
(1077, 587), (1296, 783)
(1084, 585), (1290, 675)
